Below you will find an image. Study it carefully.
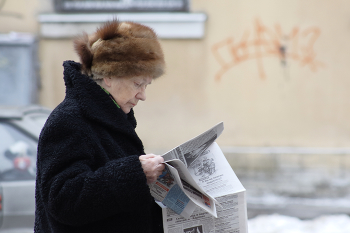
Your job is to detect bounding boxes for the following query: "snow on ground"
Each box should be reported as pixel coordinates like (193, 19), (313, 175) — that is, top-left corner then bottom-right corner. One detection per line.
(248, 214), (350, 233)
(248, 194), (350, 208)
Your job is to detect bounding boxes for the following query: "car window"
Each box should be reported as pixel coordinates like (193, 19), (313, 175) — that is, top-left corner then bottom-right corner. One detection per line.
(29, 115), (49, 128)
(0, 122), (37, 181)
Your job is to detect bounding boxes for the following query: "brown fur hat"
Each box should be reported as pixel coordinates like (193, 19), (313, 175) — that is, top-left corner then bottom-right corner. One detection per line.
(73, 20), (165, 80)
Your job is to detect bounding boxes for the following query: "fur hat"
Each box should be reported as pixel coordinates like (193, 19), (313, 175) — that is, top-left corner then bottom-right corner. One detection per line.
(73, 20), (165, 80)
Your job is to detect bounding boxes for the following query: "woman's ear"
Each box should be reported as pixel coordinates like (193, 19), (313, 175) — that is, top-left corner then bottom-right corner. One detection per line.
(103, 77), (112, 87)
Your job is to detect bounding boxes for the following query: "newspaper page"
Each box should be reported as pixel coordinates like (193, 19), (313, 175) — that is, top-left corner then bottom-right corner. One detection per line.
(149, 122), (224, 218)
(162, 122), (224, 166)
(149, 165), (198, 218)
(162, 142), (248, 233)
(162, 192), (247, 233)
(150, 162), (217, 218)
(187, 142), (245, 197)
(149, 122), (248, 232)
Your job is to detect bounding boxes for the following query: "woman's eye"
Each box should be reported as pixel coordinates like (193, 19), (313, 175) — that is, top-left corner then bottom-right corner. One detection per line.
(134, 82), (141, 87)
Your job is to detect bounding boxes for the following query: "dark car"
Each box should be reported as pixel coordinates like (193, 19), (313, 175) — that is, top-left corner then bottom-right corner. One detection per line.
(0, 105), (51, 233)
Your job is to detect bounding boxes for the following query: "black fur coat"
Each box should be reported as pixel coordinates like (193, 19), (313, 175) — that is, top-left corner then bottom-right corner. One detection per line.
(34, 61), (163, 233)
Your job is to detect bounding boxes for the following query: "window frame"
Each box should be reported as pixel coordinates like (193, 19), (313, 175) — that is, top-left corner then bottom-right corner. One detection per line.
(54, 0), (190, 13)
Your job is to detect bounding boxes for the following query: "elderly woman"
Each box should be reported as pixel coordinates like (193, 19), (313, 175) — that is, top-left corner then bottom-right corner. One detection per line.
(35, 20), (166, 233)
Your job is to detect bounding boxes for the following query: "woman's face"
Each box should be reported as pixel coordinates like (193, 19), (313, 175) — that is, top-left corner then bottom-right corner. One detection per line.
(104, 76), (152, 114)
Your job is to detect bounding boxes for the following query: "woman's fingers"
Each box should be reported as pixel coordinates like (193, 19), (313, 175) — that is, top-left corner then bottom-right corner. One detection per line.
(139, 154), (165, 184)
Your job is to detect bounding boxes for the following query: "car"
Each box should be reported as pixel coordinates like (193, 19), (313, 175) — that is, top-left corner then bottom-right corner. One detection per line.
(0, 105), (51, 233)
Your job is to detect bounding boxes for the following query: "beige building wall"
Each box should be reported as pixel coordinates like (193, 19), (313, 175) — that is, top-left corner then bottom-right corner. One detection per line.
(1, 0), (350, 153)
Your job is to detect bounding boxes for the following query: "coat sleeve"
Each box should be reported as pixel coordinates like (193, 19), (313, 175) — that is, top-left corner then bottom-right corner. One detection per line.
(37, 111), (153, 226)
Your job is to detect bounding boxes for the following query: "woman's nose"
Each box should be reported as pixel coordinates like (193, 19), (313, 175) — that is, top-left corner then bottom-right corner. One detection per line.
(136, 89), (146, 101)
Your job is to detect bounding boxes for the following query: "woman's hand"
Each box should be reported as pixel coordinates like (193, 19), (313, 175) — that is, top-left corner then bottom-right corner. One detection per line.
(139, 154), (165, 184)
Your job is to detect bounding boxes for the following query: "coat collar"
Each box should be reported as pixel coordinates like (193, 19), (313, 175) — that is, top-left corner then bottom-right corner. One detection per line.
(62, 60), (140, 138)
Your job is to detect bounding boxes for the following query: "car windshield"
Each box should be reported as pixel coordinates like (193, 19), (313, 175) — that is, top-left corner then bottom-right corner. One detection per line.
(0, 122), (37, 181)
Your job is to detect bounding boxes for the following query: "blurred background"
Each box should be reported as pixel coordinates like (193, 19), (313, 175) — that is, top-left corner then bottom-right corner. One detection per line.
(1, 0), (350, 231)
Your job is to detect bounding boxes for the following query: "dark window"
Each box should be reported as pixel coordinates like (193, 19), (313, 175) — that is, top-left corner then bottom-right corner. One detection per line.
(54, 0), (189, 12)
(0, 122), (37, 181)
(0, 35), (39, 106)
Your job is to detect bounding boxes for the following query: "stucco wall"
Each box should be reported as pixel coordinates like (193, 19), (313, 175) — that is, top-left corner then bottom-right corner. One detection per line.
(140, 0), (350, 151)
(1, 0), (350, 152)
(195, 0), (350, 149)
(0, 0), (52, 33)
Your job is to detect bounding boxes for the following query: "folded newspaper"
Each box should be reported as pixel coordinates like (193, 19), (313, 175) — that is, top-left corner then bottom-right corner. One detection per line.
(149, 122), (248, 233)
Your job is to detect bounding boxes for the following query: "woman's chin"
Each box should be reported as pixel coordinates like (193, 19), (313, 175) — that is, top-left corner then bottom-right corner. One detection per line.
(122, 107), (131, 114)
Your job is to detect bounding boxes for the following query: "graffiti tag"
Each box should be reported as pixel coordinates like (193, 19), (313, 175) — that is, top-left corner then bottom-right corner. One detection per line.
(212, 18), (325, 81)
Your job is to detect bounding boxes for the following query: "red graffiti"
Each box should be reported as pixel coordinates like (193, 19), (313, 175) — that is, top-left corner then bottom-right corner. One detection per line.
(212, 18), (325, 81)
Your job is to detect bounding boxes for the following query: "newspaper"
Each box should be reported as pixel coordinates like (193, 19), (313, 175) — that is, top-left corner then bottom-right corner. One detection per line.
(148, 122), (248, 233)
